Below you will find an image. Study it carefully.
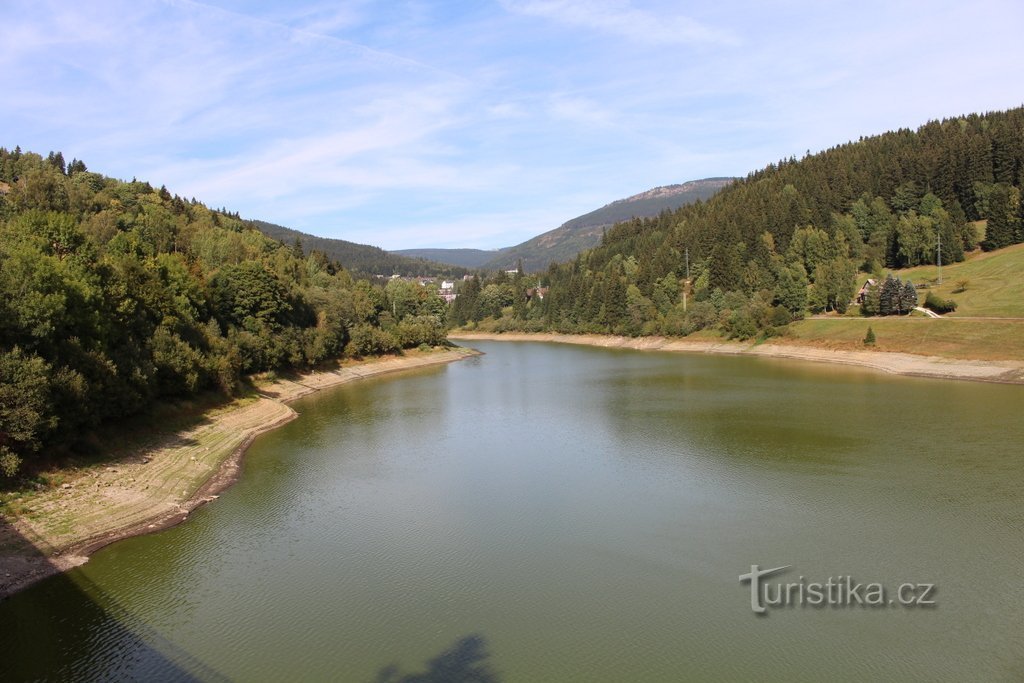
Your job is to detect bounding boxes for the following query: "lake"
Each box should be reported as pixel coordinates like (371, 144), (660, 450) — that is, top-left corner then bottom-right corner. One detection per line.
(2, 340), (1023, 681)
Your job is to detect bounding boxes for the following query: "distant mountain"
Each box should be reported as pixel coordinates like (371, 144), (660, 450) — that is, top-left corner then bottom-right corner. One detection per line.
(484, 178), (735, 272)
(390, 248), (498, 269)
(250, 220), (468, 277)
(387, 178), (734, 273)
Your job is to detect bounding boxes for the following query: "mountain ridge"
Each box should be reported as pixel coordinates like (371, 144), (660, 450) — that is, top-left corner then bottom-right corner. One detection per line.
(250, 220), (469, 277)
(393, 177), (734, 272)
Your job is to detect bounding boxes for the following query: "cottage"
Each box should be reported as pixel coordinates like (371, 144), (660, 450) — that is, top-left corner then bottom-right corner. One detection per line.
(855, 278), (877, 305)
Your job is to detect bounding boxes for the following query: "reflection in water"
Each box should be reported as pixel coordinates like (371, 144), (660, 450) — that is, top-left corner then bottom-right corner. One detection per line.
(374, 635), (498, 683)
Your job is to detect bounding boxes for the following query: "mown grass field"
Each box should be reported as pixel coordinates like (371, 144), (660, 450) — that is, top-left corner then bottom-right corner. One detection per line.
(786, 318), (1024, 361)
(866, 240), (1024, 318)
(790, 240), (1024, 360)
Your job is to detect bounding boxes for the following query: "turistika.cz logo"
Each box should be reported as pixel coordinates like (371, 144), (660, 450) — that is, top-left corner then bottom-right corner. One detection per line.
(738, 565), (936, 614)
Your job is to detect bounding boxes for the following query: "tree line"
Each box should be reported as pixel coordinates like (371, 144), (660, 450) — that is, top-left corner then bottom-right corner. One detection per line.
(453, 107), (1024, 336)
(0, 148), (447, 478)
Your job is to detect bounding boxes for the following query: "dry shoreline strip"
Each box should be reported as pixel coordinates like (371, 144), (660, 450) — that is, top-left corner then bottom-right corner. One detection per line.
(0, 347), (478, 600)
(449, 332), (1024, 384)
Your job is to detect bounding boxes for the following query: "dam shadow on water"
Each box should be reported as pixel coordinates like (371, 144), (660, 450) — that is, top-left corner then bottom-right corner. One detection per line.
(0, 516), (226, 682)
(2, 515), (499, 682)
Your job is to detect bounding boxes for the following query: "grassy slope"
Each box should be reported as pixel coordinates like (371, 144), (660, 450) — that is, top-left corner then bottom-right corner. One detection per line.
(786, 318), (1024, 361)
(786, 240), (1024, 360)
(883, 241), (1024, 318)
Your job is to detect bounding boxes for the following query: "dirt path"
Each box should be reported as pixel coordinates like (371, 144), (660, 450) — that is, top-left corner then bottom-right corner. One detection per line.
(449, 332), (1024, 384)
(0, 347), (478, 599)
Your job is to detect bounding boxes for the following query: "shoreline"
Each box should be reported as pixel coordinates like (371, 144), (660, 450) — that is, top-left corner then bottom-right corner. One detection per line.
(0, 346), (479, 600)
(449, 332), (1024, 384)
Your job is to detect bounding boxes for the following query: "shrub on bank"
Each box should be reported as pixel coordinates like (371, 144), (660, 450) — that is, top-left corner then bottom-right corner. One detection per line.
(924, 291), (957, 314)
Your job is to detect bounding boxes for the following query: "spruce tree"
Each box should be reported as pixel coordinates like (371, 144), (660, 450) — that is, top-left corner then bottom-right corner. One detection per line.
(861, 282), (881, 316)
(981, 184), (1016, 250)
(879, 275), (901, 316)
(899, 281), (918, 313)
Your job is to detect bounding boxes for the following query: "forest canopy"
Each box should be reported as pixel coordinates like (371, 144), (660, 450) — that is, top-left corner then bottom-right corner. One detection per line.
(0, 148), (447, 477)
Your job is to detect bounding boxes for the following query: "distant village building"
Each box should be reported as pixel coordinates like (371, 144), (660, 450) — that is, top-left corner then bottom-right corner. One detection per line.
(439, 280), (457, 304)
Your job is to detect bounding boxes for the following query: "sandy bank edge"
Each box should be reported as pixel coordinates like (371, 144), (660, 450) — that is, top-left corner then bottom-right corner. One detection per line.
(0, 347), (479, 600)
(449, 332), (1024, 384)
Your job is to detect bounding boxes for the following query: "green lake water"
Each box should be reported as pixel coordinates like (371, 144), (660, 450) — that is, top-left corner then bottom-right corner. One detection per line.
(2, 340), (1023, 681)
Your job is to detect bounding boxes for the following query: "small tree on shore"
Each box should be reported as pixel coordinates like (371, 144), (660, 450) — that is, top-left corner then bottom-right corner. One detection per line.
(864, 326), (876, 346)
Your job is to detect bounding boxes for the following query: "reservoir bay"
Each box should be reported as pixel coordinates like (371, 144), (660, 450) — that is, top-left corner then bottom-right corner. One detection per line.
(3, 340), (1023, 681)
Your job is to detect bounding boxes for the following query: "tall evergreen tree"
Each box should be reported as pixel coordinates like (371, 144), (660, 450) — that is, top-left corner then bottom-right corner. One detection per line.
(899, 280), (918, 314)
(879, 275), (901, 316)
(981, 184), (1019, 250)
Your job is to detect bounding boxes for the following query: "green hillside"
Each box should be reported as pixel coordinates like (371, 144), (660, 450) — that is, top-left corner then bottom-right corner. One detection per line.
(451, 106), (1024, 360)
(884, 237), (1024, 318)
(390, 247), (497, 269)
(482, 178), (734, 272)
(0, 149), (451, 479)
(251, 221), (468, 278)
(783, 240), (1024, 360)
(391, 178), (733, 273)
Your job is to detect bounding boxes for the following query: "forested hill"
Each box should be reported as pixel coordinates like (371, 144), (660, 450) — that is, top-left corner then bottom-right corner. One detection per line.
(0, 149), (450, 479)
(389, 247), (498, 269)
(251, 220), (469, 278)
(394, 178), (734, 272)
(553, 178), (737, 235)
(481, 177), (735, 272)
(453, 107), (1024, 336)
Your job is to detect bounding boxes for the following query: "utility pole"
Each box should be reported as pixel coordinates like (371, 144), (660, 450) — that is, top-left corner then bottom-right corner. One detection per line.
(683, 247), (692, 312)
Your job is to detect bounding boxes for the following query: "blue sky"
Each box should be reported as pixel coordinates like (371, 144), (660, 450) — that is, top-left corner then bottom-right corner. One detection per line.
(3, 1), (1023, 250)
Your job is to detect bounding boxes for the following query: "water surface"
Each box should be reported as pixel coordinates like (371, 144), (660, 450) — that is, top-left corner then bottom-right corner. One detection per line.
(3, 341), (1023, 681)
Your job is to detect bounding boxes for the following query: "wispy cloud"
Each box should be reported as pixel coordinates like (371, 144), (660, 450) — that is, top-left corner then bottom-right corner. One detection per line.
(500, 0), (737, 46)
(547, 95), (616, 128)
(4, 0), (1023, 250)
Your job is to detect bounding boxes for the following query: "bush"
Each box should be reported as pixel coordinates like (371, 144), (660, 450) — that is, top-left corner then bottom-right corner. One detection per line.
(924, 291), (957, 314)
(724, 309), (758, 340)
(0, 447), (21, 478)
(345, 324), (400, 357)
(768, 305), (792, 327)
(395, 315), (446, 348)
(864, 326), (876, 346)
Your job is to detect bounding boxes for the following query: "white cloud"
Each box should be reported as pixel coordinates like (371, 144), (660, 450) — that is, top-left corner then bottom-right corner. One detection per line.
(4, 0), (1024, 251)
